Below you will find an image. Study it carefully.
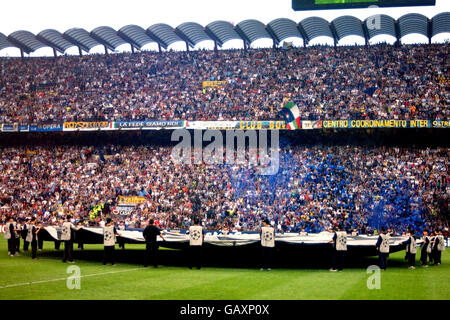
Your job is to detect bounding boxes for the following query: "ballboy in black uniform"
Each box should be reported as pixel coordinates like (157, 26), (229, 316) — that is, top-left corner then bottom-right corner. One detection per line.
(404, 229), (417, 269)
(26, 218), (41, 259)
(420, 230), (431, 267)
(118, 221), (126, 249)
(77, 221), (84, 250)
(435, 230), (445, 265)
(23, 218), (30, 251)
(15, 220), (22, 254)
(37, 221), (44, 251)
(5, 217), (19, 256)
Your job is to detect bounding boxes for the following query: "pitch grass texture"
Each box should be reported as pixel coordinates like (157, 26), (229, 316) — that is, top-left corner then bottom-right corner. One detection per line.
(0, 236), (448, 300)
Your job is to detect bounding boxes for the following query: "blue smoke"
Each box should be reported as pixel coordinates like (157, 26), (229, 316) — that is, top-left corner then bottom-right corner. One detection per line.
(219, 143), (425, 234)
(364, 179), (425, 233)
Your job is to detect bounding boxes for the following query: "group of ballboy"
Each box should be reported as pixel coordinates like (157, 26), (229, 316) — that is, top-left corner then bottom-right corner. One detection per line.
(3, 216), (446, 270)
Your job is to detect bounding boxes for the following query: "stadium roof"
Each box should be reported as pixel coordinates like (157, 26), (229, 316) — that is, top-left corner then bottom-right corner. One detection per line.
(1, 13), (449, 55)
(175, 22), (211, 47)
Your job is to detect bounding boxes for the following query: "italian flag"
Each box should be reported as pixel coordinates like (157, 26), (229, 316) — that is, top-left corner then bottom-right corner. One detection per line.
(282, 101), (301, 130)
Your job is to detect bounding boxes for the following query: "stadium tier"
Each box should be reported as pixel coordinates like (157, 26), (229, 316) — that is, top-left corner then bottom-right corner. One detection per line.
(0, 145), (447, 235)
(0, 43), (448, 125)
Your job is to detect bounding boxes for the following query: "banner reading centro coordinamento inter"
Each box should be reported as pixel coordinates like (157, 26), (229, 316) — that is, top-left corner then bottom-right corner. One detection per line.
(322, 120), (450, 129)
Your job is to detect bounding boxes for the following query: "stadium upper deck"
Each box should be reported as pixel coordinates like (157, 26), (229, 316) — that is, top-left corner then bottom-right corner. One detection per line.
(0, 43), (448, 125)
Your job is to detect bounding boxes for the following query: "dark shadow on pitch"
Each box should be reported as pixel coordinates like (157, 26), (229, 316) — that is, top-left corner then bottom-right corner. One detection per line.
(36, 242), (411, 270)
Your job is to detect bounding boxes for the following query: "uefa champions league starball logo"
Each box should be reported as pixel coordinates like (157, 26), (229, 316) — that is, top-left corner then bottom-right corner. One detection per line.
(192, 230), (201, 241)
(104, 231), (112, 241)
(339, 237), (346, 246)
(62, 226), (69, 235)
(264, 231), (273, 242)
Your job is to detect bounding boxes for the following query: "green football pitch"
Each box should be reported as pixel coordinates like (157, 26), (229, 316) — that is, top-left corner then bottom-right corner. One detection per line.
(0, 235), (448, 300)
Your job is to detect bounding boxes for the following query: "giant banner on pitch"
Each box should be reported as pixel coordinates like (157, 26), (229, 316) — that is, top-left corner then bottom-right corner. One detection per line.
(41, 226), (413, 255)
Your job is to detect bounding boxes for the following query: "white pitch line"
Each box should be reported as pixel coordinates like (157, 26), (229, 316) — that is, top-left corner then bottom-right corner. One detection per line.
(0, 267), (145, 289)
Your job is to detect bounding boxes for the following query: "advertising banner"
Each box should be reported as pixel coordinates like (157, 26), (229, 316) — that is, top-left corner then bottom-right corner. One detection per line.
(436, 75), (449, 84)
(202, 80), (228, 88)
(29, 123), (63, 132)
(431, 120), (450, 128)
(301, 120), (322, 130)
(117, 196), (147, 205)
(63, 121), (112, 131)
(114, 205), (135, 216)
(2, 124), (18, 132)
(186, 121), (239, 130)
(114, 196), (148, 216)
(186, 121), (289, 130)
(238, 121), (288, 130)
(114, 120), (185, 130)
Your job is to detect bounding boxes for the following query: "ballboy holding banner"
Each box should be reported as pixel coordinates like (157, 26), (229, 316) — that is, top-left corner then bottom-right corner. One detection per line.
(420, 230), (431, 267)
(188, 219), (204, 270)
(61, 215), (80, 263)
(103, 218), (119, 266)
(329, 226), (347, 272)
(376, 227), (390, 270)
(260, 220), (275, 271)
(404, 229), (417, 269)
(4, 217), (20, 256)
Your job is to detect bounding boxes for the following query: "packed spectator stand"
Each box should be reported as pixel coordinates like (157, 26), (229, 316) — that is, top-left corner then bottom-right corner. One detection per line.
(0, 144), (447, 235)
(0, 43), (448, 124)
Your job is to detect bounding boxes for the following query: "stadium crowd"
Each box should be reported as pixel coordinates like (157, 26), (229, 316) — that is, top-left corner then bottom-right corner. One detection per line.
(0, 43), (448, 123)
(0, 145), (448, 235)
